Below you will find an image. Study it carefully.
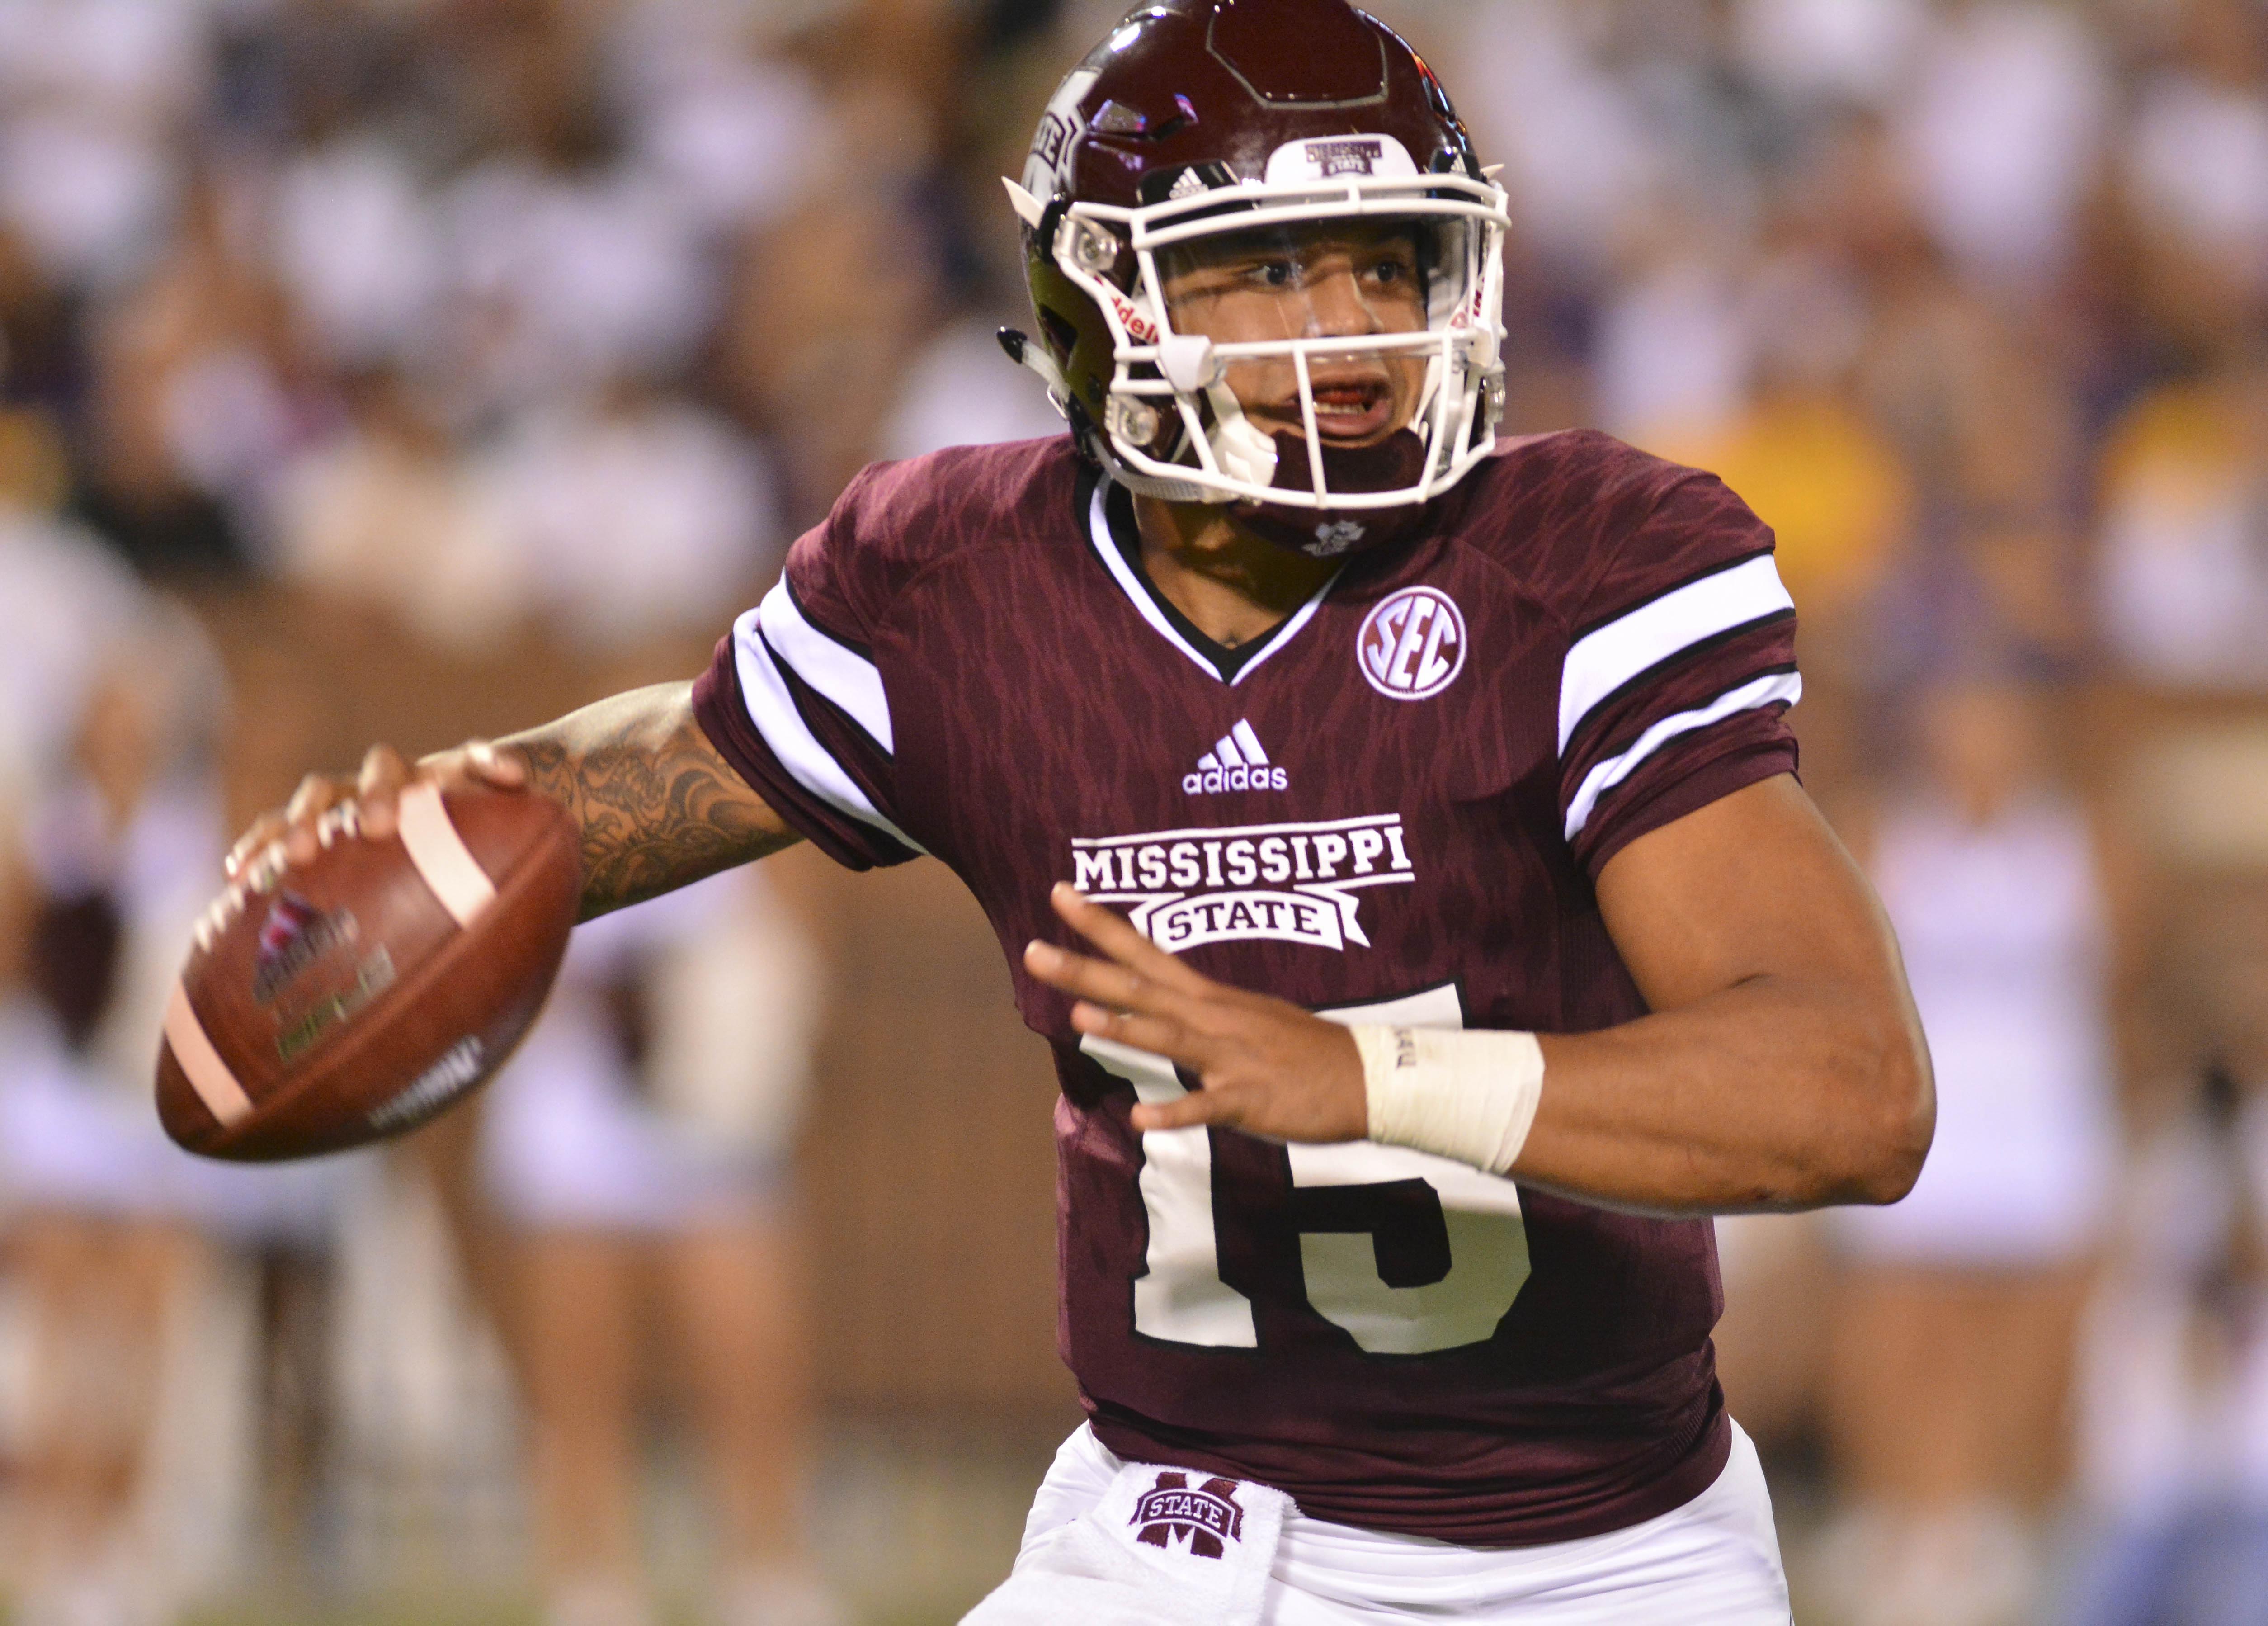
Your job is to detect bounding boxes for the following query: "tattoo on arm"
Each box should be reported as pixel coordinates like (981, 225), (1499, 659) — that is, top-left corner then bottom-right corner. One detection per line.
(501, 683), (799, 920)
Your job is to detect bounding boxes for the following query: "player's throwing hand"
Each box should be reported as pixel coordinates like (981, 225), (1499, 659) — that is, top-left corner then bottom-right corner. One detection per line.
(1025, 883), (1367, 1143)
(224, 741), (528, 888)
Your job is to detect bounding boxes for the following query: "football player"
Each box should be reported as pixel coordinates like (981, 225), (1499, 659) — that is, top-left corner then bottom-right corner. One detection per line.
(233, 2), (1932, 1617)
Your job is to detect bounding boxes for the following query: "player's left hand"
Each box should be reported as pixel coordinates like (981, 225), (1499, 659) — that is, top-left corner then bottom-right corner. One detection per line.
(1024, 883), (1367, 1141)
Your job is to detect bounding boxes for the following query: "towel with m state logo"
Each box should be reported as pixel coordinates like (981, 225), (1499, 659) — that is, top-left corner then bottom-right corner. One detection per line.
(961, 1461), (1291, 1626)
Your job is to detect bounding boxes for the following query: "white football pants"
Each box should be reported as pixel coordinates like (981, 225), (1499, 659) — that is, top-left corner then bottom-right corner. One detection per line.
(1014, 1420), (1792, 1623)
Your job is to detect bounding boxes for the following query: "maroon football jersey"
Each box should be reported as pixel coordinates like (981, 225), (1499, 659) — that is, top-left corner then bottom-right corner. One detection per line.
(693, 430), (1800, 1546)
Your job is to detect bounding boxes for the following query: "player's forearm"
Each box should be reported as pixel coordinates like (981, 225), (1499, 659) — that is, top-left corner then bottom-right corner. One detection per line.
(498, 682), (800, 921)
(1518, 975), (1933, 1215)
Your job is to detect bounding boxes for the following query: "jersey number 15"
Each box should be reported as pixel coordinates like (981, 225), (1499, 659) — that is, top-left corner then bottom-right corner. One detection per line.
(1084, 986), (1533, 1357)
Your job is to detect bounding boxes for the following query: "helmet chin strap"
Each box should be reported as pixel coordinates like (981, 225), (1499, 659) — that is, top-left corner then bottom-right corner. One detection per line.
(995, 327), (1071, 409)
(1203, 380), (1278, 489)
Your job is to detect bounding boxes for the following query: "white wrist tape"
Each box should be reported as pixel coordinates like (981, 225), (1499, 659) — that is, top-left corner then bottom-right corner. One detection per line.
(1350, 1025), (1545, 1175)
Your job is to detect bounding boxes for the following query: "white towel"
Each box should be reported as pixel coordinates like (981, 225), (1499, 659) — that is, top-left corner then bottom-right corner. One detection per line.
(961, 1461), (1290, 1626)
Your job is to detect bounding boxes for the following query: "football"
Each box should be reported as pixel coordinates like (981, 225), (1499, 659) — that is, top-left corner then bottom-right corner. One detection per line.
(156, 782), (580, 1161)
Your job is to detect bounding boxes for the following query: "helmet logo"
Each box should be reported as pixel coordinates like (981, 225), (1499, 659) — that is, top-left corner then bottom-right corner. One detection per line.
(1264, 133), (1419, 184)
(1036, 114), (1075, 180)
(1024, 67), (1099, 197)
(1358, 587), (1466, 701)
(1304, 138), (1384, 177)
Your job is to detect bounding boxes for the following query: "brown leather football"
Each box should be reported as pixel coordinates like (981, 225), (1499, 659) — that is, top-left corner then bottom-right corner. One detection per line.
(156, 783), (580, 1161)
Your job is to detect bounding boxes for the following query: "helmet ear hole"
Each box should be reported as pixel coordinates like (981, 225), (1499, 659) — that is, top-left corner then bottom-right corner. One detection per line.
(1038, 306), (1081, 360)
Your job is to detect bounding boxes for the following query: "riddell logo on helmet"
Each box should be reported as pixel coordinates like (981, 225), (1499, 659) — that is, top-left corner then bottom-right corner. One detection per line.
(1305, 138), (1384, 177)
(1105, 289), (1157, 345)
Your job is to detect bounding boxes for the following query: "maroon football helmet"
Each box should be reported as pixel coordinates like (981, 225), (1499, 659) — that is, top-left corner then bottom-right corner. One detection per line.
(1000, 0), (1509, 557)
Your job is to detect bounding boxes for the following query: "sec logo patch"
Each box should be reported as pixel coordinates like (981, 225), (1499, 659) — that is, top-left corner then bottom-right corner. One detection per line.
(1358, 587), (1466, 700)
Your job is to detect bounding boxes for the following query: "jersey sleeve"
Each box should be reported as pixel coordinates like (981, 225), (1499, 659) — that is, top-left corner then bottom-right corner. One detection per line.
(691, 467), (926, 871)
(1556, 469), (1800, 877)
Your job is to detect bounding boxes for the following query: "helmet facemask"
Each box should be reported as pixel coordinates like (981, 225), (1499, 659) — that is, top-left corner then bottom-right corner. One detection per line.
(1015, 140), (1510, 558)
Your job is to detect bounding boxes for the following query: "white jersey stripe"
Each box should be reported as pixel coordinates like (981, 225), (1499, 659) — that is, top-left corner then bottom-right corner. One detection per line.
(1563, 670), (1802, 842)
(730, 607), (927, 855)
(759, 578), (894, 755)
(1558, 555), (1792, 754)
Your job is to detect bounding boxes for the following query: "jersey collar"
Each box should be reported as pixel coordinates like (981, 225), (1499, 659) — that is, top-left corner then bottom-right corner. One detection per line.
(1080, 470), (1343, 686)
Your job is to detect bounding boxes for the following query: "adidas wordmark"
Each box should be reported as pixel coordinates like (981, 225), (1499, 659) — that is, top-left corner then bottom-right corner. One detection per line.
(1184, 720), (1288, 795)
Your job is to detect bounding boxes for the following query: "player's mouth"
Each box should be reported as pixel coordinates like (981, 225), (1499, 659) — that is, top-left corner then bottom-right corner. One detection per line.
(1278, 377), (1396, 443)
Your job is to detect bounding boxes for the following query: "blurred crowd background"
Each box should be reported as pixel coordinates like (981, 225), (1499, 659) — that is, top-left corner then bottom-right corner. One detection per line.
(0, 0), (2265, 1623)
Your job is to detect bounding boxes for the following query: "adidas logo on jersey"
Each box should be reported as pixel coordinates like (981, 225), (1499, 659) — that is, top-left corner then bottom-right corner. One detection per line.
(1184, 720), (1288, 795)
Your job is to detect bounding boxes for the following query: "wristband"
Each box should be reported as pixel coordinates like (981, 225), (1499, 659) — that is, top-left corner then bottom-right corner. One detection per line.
(1349, 1025), (1545, 1175)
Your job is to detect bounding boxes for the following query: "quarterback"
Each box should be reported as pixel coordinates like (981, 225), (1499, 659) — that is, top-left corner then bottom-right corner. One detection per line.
(236, 1), (1933, 1619)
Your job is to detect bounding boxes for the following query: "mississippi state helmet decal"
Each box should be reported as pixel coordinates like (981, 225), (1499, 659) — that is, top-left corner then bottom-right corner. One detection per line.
(997, 0), (1511, 554)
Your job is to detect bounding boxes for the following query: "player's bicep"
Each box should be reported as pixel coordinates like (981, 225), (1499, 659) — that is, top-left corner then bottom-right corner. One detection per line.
(504, 681), (801, 921)
(1592, 774), (1905, 1015)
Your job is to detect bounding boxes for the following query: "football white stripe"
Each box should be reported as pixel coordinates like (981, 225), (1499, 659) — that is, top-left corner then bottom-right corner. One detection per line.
(1562, 670), (1802, 842)
(1558, 556), (1792, 754)
(165, 981), (252, 1127)
(731, 609), (928, 855)
(396, 782), (497, 929)
(759, 578), (894, 755)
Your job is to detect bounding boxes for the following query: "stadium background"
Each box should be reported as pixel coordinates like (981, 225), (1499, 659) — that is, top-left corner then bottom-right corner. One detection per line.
(1, 0), (2265, 1622)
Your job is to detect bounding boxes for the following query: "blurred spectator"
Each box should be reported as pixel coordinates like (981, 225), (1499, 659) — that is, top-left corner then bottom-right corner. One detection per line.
(0, 0), (211, 293)
(2095, 349), (2268, 689)
(1819, 676), (2120, 1626)
(480, 375), (780, 650)
(76, 171), (311, 580)
(880, 316), (1066, 463)
(477, 871), (835, 1626)
(2066, 1059), (2268, 1626)
(0, 600), (353, 1625)
(2062, 733), (2268, 1626)
(264, 368), (524, 650)
(1894, 3), (2108, 292)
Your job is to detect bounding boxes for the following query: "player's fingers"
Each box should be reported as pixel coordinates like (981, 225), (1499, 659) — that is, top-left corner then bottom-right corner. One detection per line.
(1048, 884), (1212, 992)
(1024, 940), (1200, 1021)
(279, 772), (349, 863)
(1131, 1090), (1233, 1133)
(225, 811), (286, 879)
(355, 744), (410, 838)
(284, 772), (344, 826)
(1066, 1001), (1204, 1064)
(462, 740), (528, 788)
